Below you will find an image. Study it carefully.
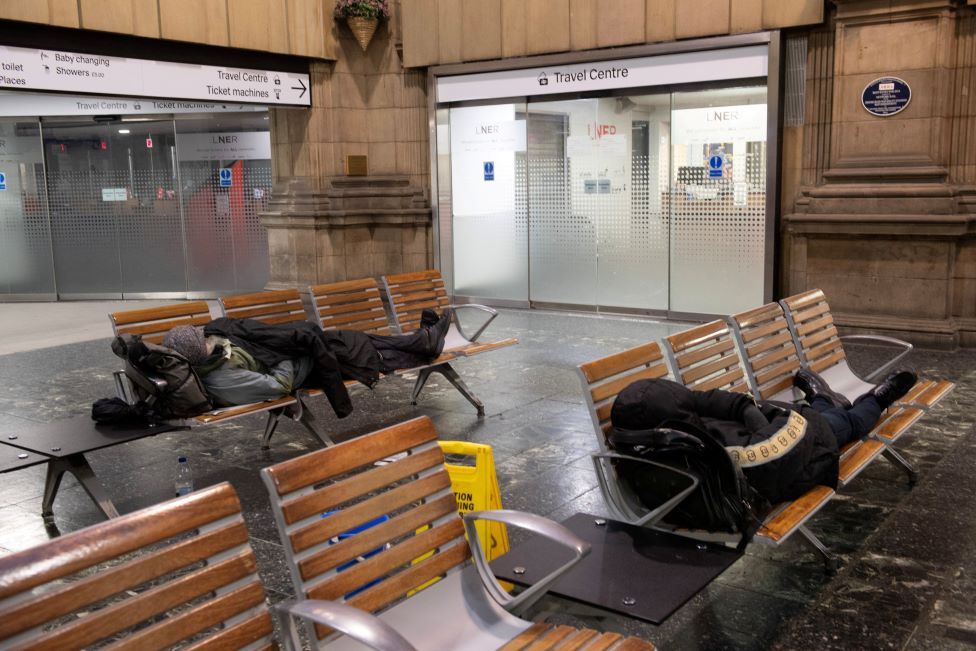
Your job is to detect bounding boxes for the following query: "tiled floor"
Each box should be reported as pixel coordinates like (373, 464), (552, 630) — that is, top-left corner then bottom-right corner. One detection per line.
(1, 306), (974, 650)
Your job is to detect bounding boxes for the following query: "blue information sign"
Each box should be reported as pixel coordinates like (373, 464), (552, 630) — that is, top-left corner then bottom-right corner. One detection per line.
(0, 172), (6, 191)
(218, 167), (233, 187)
(483, 161), (494, 181)
(708, 155), (724, 178)
(862, 77), (911, 117)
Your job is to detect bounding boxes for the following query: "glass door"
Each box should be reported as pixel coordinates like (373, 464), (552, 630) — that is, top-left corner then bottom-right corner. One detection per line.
(669, 87), (768, 314)
(42, 118), (185, 298)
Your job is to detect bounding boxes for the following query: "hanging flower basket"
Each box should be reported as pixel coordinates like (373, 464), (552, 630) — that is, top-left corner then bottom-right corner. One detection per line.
(346, 16), (379, 51)
(335, 0), (390, 52)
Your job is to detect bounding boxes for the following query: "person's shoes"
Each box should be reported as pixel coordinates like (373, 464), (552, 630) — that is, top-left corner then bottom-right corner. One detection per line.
(424, 308), (453, 356)
(420, 308), (439, 328)
(858, 369), (918, 410)
(793, 369), (852, 410)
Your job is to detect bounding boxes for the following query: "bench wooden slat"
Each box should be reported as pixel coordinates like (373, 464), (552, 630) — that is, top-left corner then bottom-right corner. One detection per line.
(267, 417), (438, 497)
(692, 369), (748, 393)
(180, 613), (276, 651)
(315, 289), (383, 309)
(591, 364), (670, 405)
(0, 519), (248, 639)
(333, 542), (471, 637)
(665, 320), (732, 352)
(579, 342), (665, 384)
(34, 551), (259, 650)
(838, 438), (886, 485)
(758, 375), (795, 401)
(754, 357), (801, 388)
(809, 349), (847, 375)
(283, 446), (445, 523)
(872, 407), (924, 444)
(316, 299), (385, 318)
(110, 301), (211, 327)
(289, 470), (452, 553)
(384, 269), (442, 285)
(113, 315), (213, 341)
(782, 288), (826, 312)
(796, 312), (834, 338)
(298, 493), (458, 582)
(673, 337), (735, 370)
(310, 278), (383, 294)
(192, 396), (299, 424)
(794, 300), (830, 325)
(745, 329), (795, 358)
(731, 302), (783, 330)
(739, 314), (790, 344)
(0, 484), (240, 599)
(680, 354), (741, 386)
(798, 323), (839, 351)
(219, 301), (306, 322)
(221, 289), (301, 309)
(758, 485), (834, 543)
(311, 519), (465, 602)
(449, 337), (519, 356)
(750, 342), (796, 371)
(904, 379), (954, 408)
(107, 581), (268, 651)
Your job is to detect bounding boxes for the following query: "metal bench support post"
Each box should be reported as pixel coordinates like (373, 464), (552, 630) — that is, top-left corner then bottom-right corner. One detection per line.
(797, 525), (839, 573)
(881, 446), (918, 485)
(411, 363), (486, 416)
(43, 455), (120, 519)
(261, 408), (285, 450)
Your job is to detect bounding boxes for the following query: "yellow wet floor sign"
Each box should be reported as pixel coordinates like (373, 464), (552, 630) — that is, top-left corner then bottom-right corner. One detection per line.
(409, 441), (510, 595)
(439, 440), (510, 560)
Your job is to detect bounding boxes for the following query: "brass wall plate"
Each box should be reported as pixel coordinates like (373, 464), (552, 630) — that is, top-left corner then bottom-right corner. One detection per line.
(345, 155), (368, 176)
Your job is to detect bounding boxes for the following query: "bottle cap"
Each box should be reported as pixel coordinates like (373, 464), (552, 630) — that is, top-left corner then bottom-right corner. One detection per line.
(178, 456), (187, 463)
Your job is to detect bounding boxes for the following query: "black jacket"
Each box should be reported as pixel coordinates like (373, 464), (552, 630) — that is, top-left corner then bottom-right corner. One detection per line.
(610, 378), (838, 504)
(204, 317), (382, 418)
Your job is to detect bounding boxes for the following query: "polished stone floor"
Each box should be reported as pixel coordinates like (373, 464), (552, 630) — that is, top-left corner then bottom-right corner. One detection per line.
(1, 306), (974, 650)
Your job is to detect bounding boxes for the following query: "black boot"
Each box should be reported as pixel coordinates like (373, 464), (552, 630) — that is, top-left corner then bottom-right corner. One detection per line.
(857, 369), (918, 410)
(793, 369), (852, 410)
(424, 308), (453, 356)
(420, 308), (439, 328)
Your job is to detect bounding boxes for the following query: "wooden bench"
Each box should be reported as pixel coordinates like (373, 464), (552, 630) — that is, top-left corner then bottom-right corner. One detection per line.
(780, 289), (955, 410)
(0, 483), (277, 649)
(578, 338), (838, 570)
(310, 274), (518, 416)
(728, 302), (925, 485)
(261, 415), (655, 650)
(110, 301), (333, 450)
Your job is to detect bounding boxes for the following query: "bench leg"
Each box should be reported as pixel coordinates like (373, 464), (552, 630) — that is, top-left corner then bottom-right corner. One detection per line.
(797, 525), (839, 574)
(43, 455), (120, 520)
(882, 446), (918, 485)
(261, 408), (284, 450)
(412, 363), (485, 416)
(295, 395), (334, 447)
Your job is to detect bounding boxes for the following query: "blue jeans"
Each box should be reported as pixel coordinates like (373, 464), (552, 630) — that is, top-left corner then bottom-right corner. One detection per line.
(808, 395), (883, 448)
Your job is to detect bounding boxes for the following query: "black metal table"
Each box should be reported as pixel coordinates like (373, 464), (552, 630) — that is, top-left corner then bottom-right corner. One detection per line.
(1, 415), (183, 519)
(491, 512), (742, 625)
(0, 445), (52, 473)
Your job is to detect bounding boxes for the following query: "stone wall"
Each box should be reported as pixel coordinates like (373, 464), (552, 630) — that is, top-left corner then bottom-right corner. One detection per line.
(263, 5), (434, 288)
(783, 0), (976, 348)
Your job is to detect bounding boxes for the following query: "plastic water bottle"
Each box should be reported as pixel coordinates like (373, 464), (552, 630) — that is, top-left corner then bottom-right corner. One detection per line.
(175, 456), (193, 496)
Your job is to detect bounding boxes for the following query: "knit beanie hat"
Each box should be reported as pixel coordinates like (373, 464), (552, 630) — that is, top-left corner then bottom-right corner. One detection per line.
(162, 326), (208, 364)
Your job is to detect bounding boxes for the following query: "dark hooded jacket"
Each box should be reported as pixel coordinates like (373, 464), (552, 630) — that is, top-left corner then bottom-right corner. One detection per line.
(204, 317), (382, 419)
(610, 378), (839, 504)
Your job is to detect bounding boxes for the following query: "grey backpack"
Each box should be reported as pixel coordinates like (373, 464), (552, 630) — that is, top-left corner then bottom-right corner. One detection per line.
(112, 334), (213, 419)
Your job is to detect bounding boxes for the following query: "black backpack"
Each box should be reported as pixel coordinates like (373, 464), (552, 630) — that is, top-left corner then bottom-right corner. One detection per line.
(111, 334), (213, 419)
(608, 419), (769, 546)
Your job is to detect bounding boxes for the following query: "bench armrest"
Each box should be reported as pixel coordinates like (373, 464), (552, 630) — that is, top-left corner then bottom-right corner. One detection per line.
(449, 303), (498, 342)
(592, 451), (699, 527)
(838, 334), (912, 382)
(279, 599), (416, 651)
(463, 509), (590, 616)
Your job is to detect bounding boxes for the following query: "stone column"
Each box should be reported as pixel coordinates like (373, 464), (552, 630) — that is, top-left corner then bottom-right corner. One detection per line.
(262, 3), (433, 288)
(784, 0), (976, 348)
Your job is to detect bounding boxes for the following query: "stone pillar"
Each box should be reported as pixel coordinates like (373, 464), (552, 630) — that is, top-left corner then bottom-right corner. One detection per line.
(784, 0), (976, 348)
(262, 3), (433, 288)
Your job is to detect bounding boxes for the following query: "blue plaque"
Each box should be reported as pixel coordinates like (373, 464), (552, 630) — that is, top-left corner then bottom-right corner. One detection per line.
(862, 77), (911, 117)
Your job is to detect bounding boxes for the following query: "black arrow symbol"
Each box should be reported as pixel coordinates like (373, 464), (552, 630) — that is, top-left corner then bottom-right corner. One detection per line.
(290, 78), (307, 98)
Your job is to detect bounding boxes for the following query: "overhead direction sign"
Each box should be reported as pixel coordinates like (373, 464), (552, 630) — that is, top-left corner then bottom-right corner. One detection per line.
(0, 44), (310, 107)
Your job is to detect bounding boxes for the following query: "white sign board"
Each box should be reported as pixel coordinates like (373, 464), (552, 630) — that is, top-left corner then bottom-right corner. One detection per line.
(0, 91), (268, 117)
(0, 44), (310, 106)
(175, 132), (271, 161)
(436, 45), (768, 103)
(671, 104), (767, 144)
(101, 188), (128, 201)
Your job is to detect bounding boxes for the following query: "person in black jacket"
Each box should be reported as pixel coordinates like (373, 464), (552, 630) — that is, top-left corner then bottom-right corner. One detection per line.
(610, 368), (917, 504)
(162, 309), (452, 417)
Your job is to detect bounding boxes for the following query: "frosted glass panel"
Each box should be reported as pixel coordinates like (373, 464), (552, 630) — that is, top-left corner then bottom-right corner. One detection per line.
(528, 100), (597, 306)
(669, 88), (767, 314)
(449, 104), (527, 301)
(0, 119), (54, 296)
